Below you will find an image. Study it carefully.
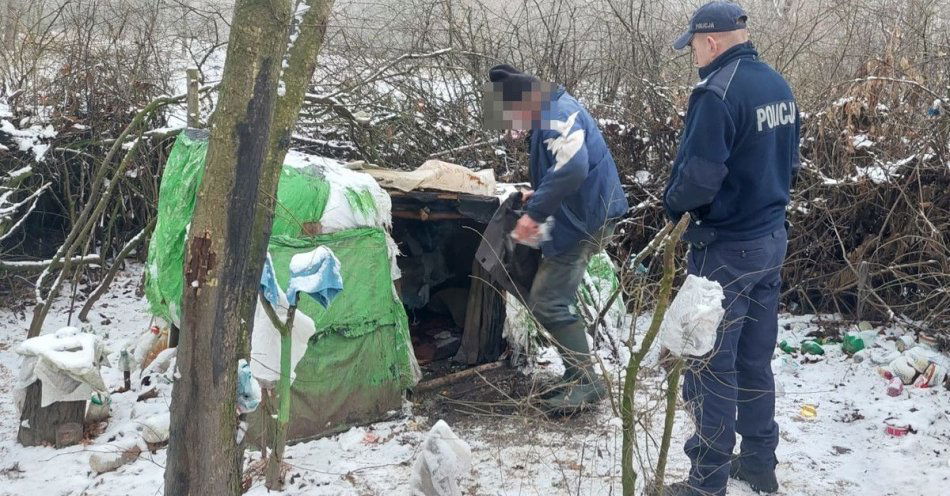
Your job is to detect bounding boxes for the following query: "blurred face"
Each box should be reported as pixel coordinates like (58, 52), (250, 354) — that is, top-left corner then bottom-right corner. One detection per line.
(690, 34), (719, 68)
(503, 92), (544, 130)
(483, 81), (555, 131)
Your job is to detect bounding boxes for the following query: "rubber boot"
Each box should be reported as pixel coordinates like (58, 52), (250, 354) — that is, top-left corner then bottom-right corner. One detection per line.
(541, 321), (606, 414)
(729, 454), (779, 494)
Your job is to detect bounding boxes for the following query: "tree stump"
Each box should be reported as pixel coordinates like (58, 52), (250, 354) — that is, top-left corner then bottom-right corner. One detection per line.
(17, 381), (86, 448)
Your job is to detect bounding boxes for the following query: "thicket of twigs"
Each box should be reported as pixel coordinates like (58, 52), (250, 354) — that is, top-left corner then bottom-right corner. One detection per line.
(2, 0), (950, 338)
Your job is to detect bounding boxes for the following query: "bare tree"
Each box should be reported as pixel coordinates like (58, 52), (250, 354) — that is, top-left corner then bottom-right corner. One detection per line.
(163, 1), (335, 494)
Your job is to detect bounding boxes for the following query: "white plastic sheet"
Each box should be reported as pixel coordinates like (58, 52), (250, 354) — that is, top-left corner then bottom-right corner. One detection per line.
(14, 327), (108, 411)
(409, 420), (473, 496)
(660, 275), (725, 357)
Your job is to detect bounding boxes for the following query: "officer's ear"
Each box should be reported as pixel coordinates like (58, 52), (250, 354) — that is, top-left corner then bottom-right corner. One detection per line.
(704, 35), (719, 54)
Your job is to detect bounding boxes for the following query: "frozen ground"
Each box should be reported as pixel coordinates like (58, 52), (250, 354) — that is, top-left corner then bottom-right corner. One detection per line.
(1, 265), (948, 495)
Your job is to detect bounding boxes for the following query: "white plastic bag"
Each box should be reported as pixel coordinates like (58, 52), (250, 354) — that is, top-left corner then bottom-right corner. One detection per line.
(409, 420), (473, 496)
(249, 298), (317, 387)
(660, 275), (725, 357)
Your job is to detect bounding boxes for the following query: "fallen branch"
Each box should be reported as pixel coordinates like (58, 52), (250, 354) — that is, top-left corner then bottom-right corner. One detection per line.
(429, 137), (503, 159)
(0, 254), (101, 271)
(413, 361), (505, 393)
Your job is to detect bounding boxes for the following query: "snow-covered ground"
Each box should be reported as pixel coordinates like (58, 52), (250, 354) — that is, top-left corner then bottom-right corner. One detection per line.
(1, 265), (949, 495)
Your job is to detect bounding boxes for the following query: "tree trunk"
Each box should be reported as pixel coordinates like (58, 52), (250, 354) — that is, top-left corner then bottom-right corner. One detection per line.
(164, 1), (336, 494)
(17, 382), (86, 448)
(163, 1), (292, 495)
(621, 216), (688, 496)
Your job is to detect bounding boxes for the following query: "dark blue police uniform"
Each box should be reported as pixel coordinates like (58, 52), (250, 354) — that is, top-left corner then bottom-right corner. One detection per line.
(664, 41), (800, 495)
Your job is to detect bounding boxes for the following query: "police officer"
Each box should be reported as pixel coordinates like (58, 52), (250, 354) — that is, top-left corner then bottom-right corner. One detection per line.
(662, 2), (799, 495)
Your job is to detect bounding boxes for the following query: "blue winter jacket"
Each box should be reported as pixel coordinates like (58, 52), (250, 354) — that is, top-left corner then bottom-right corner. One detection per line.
(664, 43), (800, 243)
(526, 88), (629, 255)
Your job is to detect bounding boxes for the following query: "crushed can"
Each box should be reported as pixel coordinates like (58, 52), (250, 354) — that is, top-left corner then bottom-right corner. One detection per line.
(905, 347), (935, 373)
(886, 377), (904, 397)
(885, 422), (910, 437)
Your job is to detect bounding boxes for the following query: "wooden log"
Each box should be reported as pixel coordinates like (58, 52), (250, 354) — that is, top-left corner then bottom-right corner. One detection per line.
(413, 361), (504, 393)
(17, 382), (86, 448)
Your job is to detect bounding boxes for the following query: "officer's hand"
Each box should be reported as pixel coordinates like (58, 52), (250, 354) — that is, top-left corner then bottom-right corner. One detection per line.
(512, 214), (540, 243)
(519, 188), (534, 201)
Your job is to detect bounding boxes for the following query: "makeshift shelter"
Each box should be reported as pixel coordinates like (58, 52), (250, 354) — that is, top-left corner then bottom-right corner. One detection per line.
(144, 130), (416, 442)
(145, 131), (627, 442)
(356, 160), (512, 367)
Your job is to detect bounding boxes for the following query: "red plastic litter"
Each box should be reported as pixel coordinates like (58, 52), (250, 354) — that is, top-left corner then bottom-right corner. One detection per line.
(886, 377), (904, 397)
(885, 424), (910, 437)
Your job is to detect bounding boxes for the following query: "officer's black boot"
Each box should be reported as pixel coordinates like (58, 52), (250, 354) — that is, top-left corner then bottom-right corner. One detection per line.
(729, 454), (779, 494)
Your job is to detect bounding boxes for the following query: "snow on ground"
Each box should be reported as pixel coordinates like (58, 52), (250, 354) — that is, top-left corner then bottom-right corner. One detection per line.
(1, 266), (949, 495)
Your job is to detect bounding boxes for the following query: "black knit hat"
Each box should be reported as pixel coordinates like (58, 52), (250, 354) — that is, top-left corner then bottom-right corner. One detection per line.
(487, 64), (540, 102)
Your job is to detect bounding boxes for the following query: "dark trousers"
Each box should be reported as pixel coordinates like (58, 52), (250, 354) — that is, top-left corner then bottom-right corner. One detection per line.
(682, 228), (787, 495)
(528, 225), (613, 330)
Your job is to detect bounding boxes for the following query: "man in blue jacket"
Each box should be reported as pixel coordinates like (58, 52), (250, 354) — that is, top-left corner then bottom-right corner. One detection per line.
(662, 3), (799, 495)
(486, 64), (629, 413)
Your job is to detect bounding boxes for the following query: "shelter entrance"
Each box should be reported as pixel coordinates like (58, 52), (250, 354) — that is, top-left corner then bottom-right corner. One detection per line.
(389, 190), (509, 377)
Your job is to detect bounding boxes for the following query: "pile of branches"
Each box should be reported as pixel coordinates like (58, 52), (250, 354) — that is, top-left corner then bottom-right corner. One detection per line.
(784, 53), (950, 331)
(614, 53), (950, 337)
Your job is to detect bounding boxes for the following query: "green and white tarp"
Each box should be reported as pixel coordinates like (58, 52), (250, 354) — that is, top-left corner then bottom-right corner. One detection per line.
(144, 130), (415, 441)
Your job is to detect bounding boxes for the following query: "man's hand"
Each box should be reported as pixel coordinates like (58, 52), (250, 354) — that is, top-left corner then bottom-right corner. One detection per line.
(512, 214), (540, 244)
(519, 188), (534, 202)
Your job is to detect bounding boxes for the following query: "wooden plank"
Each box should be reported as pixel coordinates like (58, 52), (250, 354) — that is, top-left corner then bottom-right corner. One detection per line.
(389, 190), (499, 224)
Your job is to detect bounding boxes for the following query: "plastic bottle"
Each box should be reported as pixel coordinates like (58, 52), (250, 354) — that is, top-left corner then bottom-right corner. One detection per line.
(842, 335), (865, 355)
(778, 340), (798, 354)
(800, 340), (825, 355)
